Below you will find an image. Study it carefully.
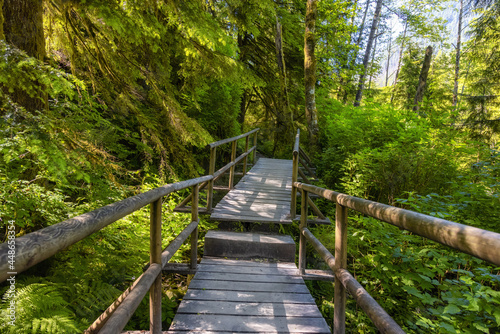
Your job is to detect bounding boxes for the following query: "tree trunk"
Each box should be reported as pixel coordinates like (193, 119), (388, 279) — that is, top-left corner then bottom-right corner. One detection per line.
(356, 0), (372, 47)
(273, 20), (293, 155)
(304, 0), (319, 147)
(368, 29), (379, 89)
(390, 19), (408, 104)
(0, 0), (4, 41)
(453, 0), (463, 107)
(413, 46), (433, 112)
(3, 0), (47, 111)
(353, 0), (383, 106)
(385, 31), (392, 87)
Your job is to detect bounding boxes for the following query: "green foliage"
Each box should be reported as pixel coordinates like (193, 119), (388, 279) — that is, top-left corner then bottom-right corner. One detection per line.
(317, 99), (465, 203)
(0, 283), (83, 333)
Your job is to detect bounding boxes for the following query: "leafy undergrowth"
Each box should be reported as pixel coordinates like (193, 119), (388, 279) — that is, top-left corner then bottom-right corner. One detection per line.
(308, 200), (499, 334)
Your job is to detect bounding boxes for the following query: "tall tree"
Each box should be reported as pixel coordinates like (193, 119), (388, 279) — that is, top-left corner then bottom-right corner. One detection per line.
(356, 0), (372, 48)
(368, 28), (380, 89)
(390, 18), (408, 104)
(0, 0), (4, 41)
(413, 45), (433, 112)
(353, 0), (383, 106)
(2, 0), (47, 111)
(305, 0), (319, 147)
(385, 29), (393, 86)
(452, 0), (463, 107)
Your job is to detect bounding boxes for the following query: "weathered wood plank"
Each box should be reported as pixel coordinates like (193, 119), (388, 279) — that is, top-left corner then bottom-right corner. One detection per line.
(196, 264), (299, 276)
(217, 198), (291, 207)
(183, 289), (316, 304)
(193, 272), (303, 284)
(211, 208), (288, 218)
(168, 314), (330, 333)
(188, 280), (310, 293)
(176, 300), (323, 317)
(215, 203), (290, 211)
(201, 257), (297, 268)
(210, 213), (292, 223)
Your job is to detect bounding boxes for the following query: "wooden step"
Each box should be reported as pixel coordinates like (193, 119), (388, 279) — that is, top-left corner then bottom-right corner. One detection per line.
(204, 230), (296, 262)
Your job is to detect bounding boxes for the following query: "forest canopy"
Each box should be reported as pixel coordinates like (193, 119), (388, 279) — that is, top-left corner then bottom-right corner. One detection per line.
(0, 0), (499, 333)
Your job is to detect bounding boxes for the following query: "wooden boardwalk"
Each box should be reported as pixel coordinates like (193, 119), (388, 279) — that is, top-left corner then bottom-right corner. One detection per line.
(210, 158), (293, 223)
(168, 257), (331, 333)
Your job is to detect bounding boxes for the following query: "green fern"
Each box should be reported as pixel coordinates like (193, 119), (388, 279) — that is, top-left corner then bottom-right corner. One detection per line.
(0, 283), (82, 334)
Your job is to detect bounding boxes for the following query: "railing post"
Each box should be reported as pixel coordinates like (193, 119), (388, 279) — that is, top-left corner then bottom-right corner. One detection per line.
(206, 147), (216, 212)
(190, 184), (199, 270)
(252, 131), (258, 164)
(242, 136), (249, 176)
(229, 140), (237, 189)
(334, 203), (348, 334)
(298, 188), (308, 275)
(149, 198), (162, 333)
(291, 129), (300, 219)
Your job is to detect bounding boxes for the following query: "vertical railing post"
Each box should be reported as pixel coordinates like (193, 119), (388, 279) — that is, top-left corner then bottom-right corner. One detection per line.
(298, 188), (308, 275)
(229, 140), (237, 189)
(334, 203), (348, 334)
(252, 131), (258, 165)
(206, 147), (216, 212)
(291, 129), (300, 219)
(190, 184), (199, 270)
(242, 136), (249, 176)
(149, 198), (162, 333)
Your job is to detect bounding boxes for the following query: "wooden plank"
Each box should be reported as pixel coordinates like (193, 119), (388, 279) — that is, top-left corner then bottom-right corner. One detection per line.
(214, 204), (290, 214)
(183, 289), (315, 304)
(222, 191), (291, 198)
(210, 210), (287, 220)
(188, 280), (310, 293)
(209, 214), (293, 224)
(215, 202), (289, 209)
(193, 272), (303, 284)
(201, 257), (297, 268)
(217, 198), (291, 206)
(196, 264), (299, 276)
(176, 300), (323, 317)
(168, 314), (330, 333)
(220, 193), (291, 200)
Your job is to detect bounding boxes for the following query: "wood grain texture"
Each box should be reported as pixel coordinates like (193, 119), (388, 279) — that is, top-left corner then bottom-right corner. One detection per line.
(168, 258), (330, 333)
(210, 158), (293, 224)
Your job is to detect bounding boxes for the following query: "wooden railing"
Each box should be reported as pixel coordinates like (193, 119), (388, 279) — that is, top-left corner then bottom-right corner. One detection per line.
(0, 129), (259, 334)
(291, 129), (328, 224)
(294, 181), (500, 334)
(175, 128), (259, 213)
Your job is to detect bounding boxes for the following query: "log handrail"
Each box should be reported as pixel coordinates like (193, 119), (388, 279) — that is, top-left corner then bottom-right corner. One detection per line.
(181, 128), (259, 212)
(294, 181), (500, 334)
(294, 182), (500, 265)
(0, 174), (212, 282)
(208, 128), (259, 148)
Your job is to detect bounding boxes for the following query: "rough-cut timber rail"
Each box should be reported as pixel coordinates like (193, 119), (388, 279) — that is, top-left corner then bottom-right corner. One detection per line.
(167, 257), (331, 333)
(210, 158), (294, 223)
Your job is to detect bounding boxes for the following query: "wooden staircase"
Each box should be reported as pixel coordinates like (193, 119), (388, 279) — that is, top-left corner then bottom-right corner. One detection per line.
(167, 231), (331, 333)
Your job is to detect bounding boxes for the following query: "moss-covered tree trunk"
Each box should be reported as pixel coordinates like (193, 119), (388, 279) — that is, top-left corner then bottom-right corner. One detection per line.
(0, 0), (4, 41)
(304, 0), (319, 149)
(3, 0), (47, 111)
(273, 20), (293, 155)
